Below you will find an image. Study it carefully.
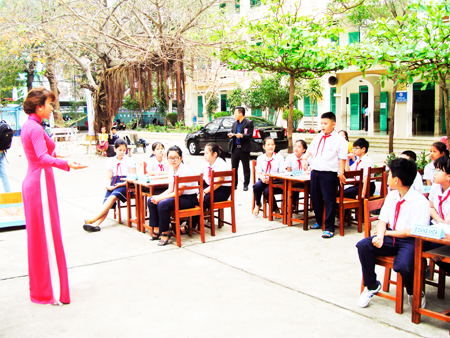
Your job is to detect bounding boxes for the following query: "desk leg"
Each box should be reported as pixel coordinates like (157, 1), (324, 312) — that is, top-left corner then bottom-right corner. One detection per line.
(135, 184), (141, 232)
(268, 177), (273, 221)
(287, 181), (293, 226)
(126, 182), (132, 228)
(412, 237), (424, 324)
(303, 182), (310, 231)
(282, 179), (287, 225)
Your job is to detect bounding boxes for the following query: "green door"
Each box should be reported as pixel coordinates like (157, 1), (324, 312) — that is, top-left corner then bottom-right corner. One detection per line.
(252, 108), (262, 117)
(330, 88), (336, 114)
(198, 96), (203, 117)
(350, 93), (360, 130)
(304, 97), (311, 117)
(380, 92), (388, 131)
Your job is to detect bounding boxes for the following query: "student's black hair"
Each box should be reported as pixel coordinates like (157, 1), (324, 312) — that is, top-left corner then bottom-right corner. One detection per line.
(235, 106), (246, 116)
(401, 150), (417, 162)
(338, 130), (349, 141)
(262, 137), (275, 153)
(321, 112), (336, 122)
(149, 142), (165, 158)
(205, 142), (226, 161)
(389, 158), (417, 187)
(295, 139), (307, 152)
(111, 126), (117, 130)
(432, 141), (449, 156)
(434, 156), (450, 175)
(114, 138), (127, 149)
(353, 138), (369, 153)
(167, 145), (183, 159)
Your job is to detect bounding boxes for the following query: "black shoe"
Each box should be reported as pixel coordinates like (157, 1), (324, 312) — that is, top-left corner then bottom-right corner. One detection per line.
(83, 224), (101, 232)
(243, 185), (249, 191)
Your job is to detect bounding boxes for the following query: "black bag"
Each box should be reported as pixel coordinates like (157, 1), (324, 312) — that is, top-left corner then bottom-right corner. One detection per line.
(0, 120), (13, 151)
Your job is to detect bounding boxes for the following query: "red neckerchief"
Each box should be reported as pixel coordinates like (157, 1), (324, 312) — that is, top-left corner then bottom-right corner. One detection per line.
(315, 134), (332, 157)
(438, 188), (450, 219)
(158, 164), (164, 171)
(265, 153), (275, 175)
(355, 160), (361, 170)
(297, 158), (302, 170)
(208, 166), (212, 185)
(392, 199), (406, 246)
(112, 162), (122, 185)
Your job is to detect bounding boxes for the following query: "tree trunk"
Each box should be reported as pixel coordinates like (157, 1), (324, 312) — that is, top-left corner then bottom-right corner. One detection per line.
(388, 74), (398, 154)
(444, 84), (450, 141)
(44, 54), (64, 127)
(26, 60), (36, 92)
(287, 74), (295, 153)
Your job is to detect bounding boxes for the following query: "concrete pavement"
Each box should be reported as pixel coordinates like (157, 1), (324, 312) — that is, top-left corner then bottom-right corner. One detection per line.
(0, 134), (447, 337)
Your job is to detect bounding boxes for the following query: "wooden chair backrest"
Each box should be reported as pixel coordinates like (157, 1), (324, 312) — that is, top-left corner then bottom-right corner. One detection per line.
(339, 169), (364, 200)
(364, 198), (386, 238)
(210, 169), (235, 207)
(173, 174), (203, 212)
(252, 160), (257, 185)
(144, 161), (148, 175)
(366, 166), (387, 198)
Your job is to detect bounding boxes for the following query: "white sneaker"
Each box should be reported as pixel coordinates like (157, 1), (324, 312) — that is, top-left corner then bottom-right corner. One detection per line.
(407, 292), (426, 308)
(358, 281), (382, 308)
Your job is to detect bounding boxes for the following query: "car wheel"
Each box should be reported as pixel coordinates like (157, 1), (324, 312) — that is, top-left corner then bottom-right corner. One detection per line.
(188, 141), (200, 155)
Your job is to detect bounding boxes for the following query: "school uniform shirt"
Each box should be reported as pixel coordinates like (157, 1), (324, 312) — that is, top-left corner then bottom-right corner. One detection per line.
(106, 155), (136, 176)
(307, 130), (348, 172)
(423, 162), (435, 182)
(429, 184), (450, 220)
(379, 188), (430, 231)
(256, 152), (286, 175)
(198, 157), (231, 187)
(168, 162), (199, 195)
(145, 156), (169, 173)
(349, 153), (374, 179)
(285, 153), (310, 171)
(412, 172), (424, 192)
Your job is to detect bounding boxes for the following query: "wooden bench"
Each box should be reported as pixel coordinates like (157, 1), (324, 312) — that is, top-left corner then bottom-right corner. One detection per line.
(51, 128), (78, 142)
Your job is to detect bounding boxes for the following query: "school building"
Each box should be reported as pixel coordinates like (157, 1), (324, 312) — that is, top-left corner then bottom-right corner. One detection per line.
(183, 0), (448, 138)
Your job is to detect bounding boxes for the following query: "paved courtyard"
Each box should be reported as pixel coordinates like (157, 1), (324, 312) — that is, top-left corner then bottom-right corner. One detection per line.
(0, 132), (448, 337)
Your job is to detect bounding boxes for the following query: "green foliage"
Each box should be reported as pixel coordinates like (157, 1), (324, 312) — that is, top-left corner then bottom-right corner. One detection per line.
(214, 111), (231, 119)
(175, 120), (184, 128)
(228, 85), (244, 111)
(206, 93), (219, 117)
(416, 150), (431, 170)
(122, 95), (141, 112)
(282, 109), (304, 130)
(166, 113), (178, 126)
(385, 152), (396, 168)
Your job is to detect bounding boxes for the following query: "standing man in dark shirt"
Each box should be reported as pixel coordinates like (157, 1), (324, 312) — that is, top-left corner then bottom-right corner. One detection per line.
(228, 106), (254, 191)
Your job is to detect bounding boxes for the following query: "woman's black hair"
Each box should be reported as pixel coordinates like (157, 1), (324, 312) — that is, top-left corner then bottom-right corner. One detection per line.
(295, 139), (307, 152)
(338, 130), (349, 141)
(167, 145), (183, 158)
(432, 142), (449, 156)
(149, 142), (165, 158)
(205, 142), (226, 161)
(435, 156), (450, 175)
(114, 138), (127, 149)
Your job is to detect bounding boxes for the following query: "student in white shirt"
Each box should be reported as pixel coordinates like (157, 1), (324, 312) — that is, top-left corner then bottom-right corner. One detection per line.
(144, 142), (169, 175)
(399, 150), (423, 192)
(83, 139), (136, 232)
(344, 138), (375, 199)
(285, 139), (308, 172)
(301, 112), (348, 238)
(148, 146), (198, 246)
(357, 158), (430, 309)
(423, 142), (448, 186)
(252, 137), (286, 216)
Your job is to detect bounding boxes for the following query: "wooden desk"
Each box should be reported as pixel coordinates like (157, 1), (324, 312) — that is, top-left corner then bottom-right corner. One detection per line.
(137, 177), (169, 233)
(270, 173), (312, 230)
(410, 233), (450, 324)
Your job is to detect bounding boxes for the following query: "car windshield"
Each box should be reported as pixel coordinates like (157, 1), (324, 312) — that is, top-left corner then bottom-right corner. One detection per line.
(247, 116), (275, 127)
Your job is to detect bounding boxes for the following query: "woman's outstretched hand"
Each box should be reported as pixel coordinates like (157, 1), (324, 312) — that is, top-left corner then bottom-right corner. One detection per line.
(68, 161), (88, 170)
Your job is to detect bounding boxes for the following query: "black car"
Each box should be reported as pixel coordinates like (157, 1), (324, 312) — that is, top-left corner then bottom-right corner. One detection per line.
(185, 116), (288, 155)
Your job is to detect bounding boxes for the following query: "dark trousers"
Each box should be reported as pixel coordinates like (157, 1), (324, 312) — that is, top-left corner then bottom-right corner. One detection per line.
(231, 147), (250, 188)
(203, 184), (232, 209)
(344, 182), (376, 199)
(253, 179), (283, 209)
(148, 194), (198, 233)
(356, 236), (415, 295)
(365, 116), (368, 131)
(310, 170), (339, 232)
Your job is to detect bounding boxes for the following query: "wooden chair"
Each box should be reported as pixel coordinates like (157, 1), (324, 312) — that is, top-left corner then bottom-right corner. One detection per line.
(170, 174), (205, 247)
(361, 198), (405, 314)
(207, 169), (236, 236)
(113, 182), (136, 227)
(365, 166), (387, 201)
(335, 169), (363, 236)
(252, 160), (266, 218)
